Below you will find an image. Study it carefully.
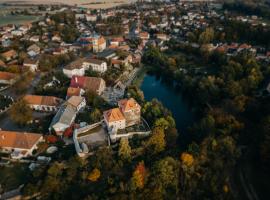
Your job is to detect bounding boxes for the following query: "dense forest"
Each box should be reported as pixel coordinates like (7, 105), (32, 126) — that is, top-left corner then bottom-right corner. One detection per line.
(142, 41), (270, 199)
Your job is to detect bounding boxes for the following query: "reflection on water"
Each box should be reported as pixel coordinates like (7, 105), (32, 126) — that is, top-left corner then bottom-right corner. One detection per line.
(140, 74), (194, 132)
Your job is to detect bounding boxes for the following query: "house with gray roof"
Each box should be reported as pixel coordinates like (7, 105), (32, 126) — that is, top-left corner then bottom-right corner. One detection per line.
(49, 96), (86, 136)
(49, 104), (77, 136)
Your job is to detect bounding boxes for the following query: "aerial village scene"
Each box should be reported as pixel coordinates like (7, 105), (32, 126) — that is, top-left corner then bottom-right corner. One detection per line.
(0, 0), (270, 199)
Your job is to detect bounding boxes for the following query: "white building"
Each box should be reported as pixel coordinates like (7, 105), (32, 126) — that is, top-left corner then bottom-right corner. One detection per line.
(86, 14), (97, 22)
(23, 95), (63, 112)
(23, 59), (39, 72)
(29, 35), (40, 42)
(103, 108), (126, 130)
(63, 59), (85, 78)
(0, 130), (43, 159)
(66, 96), (86, 112)
(83, 58), (107, 73)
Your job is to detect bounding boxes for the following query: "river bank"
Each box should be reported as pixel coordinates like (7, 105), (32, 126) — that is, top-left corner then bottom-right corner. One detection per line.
(140, 73), (194, 131)
(131, 66), (195, 132)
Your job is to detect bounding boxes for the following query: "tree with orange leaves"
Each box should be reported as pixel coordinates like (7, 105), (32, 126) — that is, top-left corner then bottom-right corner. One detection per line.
(180, 152), (194, 167)
(88, 168), (101, 182)
(131, 162), (147, 190)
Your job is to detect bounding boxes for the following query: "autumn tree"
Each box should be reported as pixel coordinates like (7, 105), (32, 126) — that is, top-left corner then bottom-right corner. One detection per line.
(88, 168), (101, 182)
(13, 72), (34, 95)
(198, 27), (215, 44)
(152, 157), (179, 193)
(90, 108), (102, 123)
(180, 152), (194, 167)
(130, 162), (147, 190)
(86, 90), (105, 108)
(9, 99), (32, 126)
(118, 138), (132, 162)
(145, 127), (166, 154)
(126, 85), (144, 104)
(40, 162), (65, 197)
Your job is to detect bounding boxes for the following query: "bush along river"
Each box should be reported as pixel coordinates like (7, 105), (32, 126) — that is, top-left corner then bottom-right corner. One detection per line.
(140, 73), (195, 133)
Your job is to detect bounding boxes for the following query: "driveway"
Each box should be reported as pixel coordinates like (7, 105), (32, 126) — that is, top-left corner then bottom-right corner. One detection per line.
(0, 73), (42, 131)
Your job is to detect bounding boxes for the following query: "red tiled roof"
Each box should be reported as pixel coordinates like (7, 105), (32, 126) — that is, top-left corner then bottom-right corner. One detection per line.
(70, 75), (105, 93)
(118, 98), (141, 112)
(23, 95), (62, 106)
(103, 108), (125, 123)
(0, 71), (16, 81)
(111, 37), (124, 42)
(1, 50), (17, 59)
(67, 87), (82, 97)
(0, 130), (43, 150)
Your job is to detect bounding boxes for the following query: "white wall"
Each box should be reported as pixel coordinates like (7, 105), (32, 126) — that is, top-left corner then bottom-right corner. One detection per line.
(63, 68), (85, 78)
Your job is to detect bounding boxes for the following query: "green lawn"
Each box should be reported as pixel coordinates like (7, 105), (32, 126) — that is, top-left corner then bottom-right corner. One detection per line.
(0, 163), (30, 192)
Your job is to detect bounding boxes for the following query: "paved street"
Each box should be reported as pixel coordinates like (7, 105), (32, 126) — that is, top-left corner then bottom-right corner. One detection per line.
(0, 73), (42, 130)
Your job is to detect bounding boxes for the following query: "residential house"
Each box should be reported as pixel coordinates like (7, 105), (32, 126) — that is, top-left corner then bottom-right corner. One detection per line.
(1, 50), (17, 62)
(53, 47), (68, 55)
(11, 30), (23, 37)
(29, 35), (40, 42)
(49, 103), (77, 136)
(111, 54), (132, 68)
(0, 71), (17, 85)
(23, 95), (63, 112)
(0, 130), (43, 159)
(97, 49), (116, 60)
(2, 39), (11, 47)
(23, 58), (39, 72)
(1, 24), (15, 34)
(19, 24), (32, 34)
(86, 14), (97, 22)
(118, 98), (141, 127)
(227, 43), (239, 55)
(117, 45), (130, 52)
(155, 33), (169, 41)
(27, 44), (41, 57)
(2, 33), (13, 40)
(103, 108), (126, 130)
(70, 75), (106, 95)
(66, 96), (86, 112)
(49, 96), (86, 136)
(83, 58), (107, 73)
(110, 37), (124, 46)
(66, 87), (85, 99)
(63, 59), (85, 78)
(103, 98), (141, 131)
(139, 32), (150, 40)
(38, 21), (47, 27)
(52, 34), (61, 42)
(92, 36), (106, 53)
(0, 59), (7, 68)
(75, 13), (85, 20)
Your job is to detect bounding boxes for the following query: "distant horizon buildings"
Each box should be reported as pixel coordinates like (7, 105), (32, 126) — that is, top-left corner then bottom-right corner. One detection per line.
(0, 0), (138, 9)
